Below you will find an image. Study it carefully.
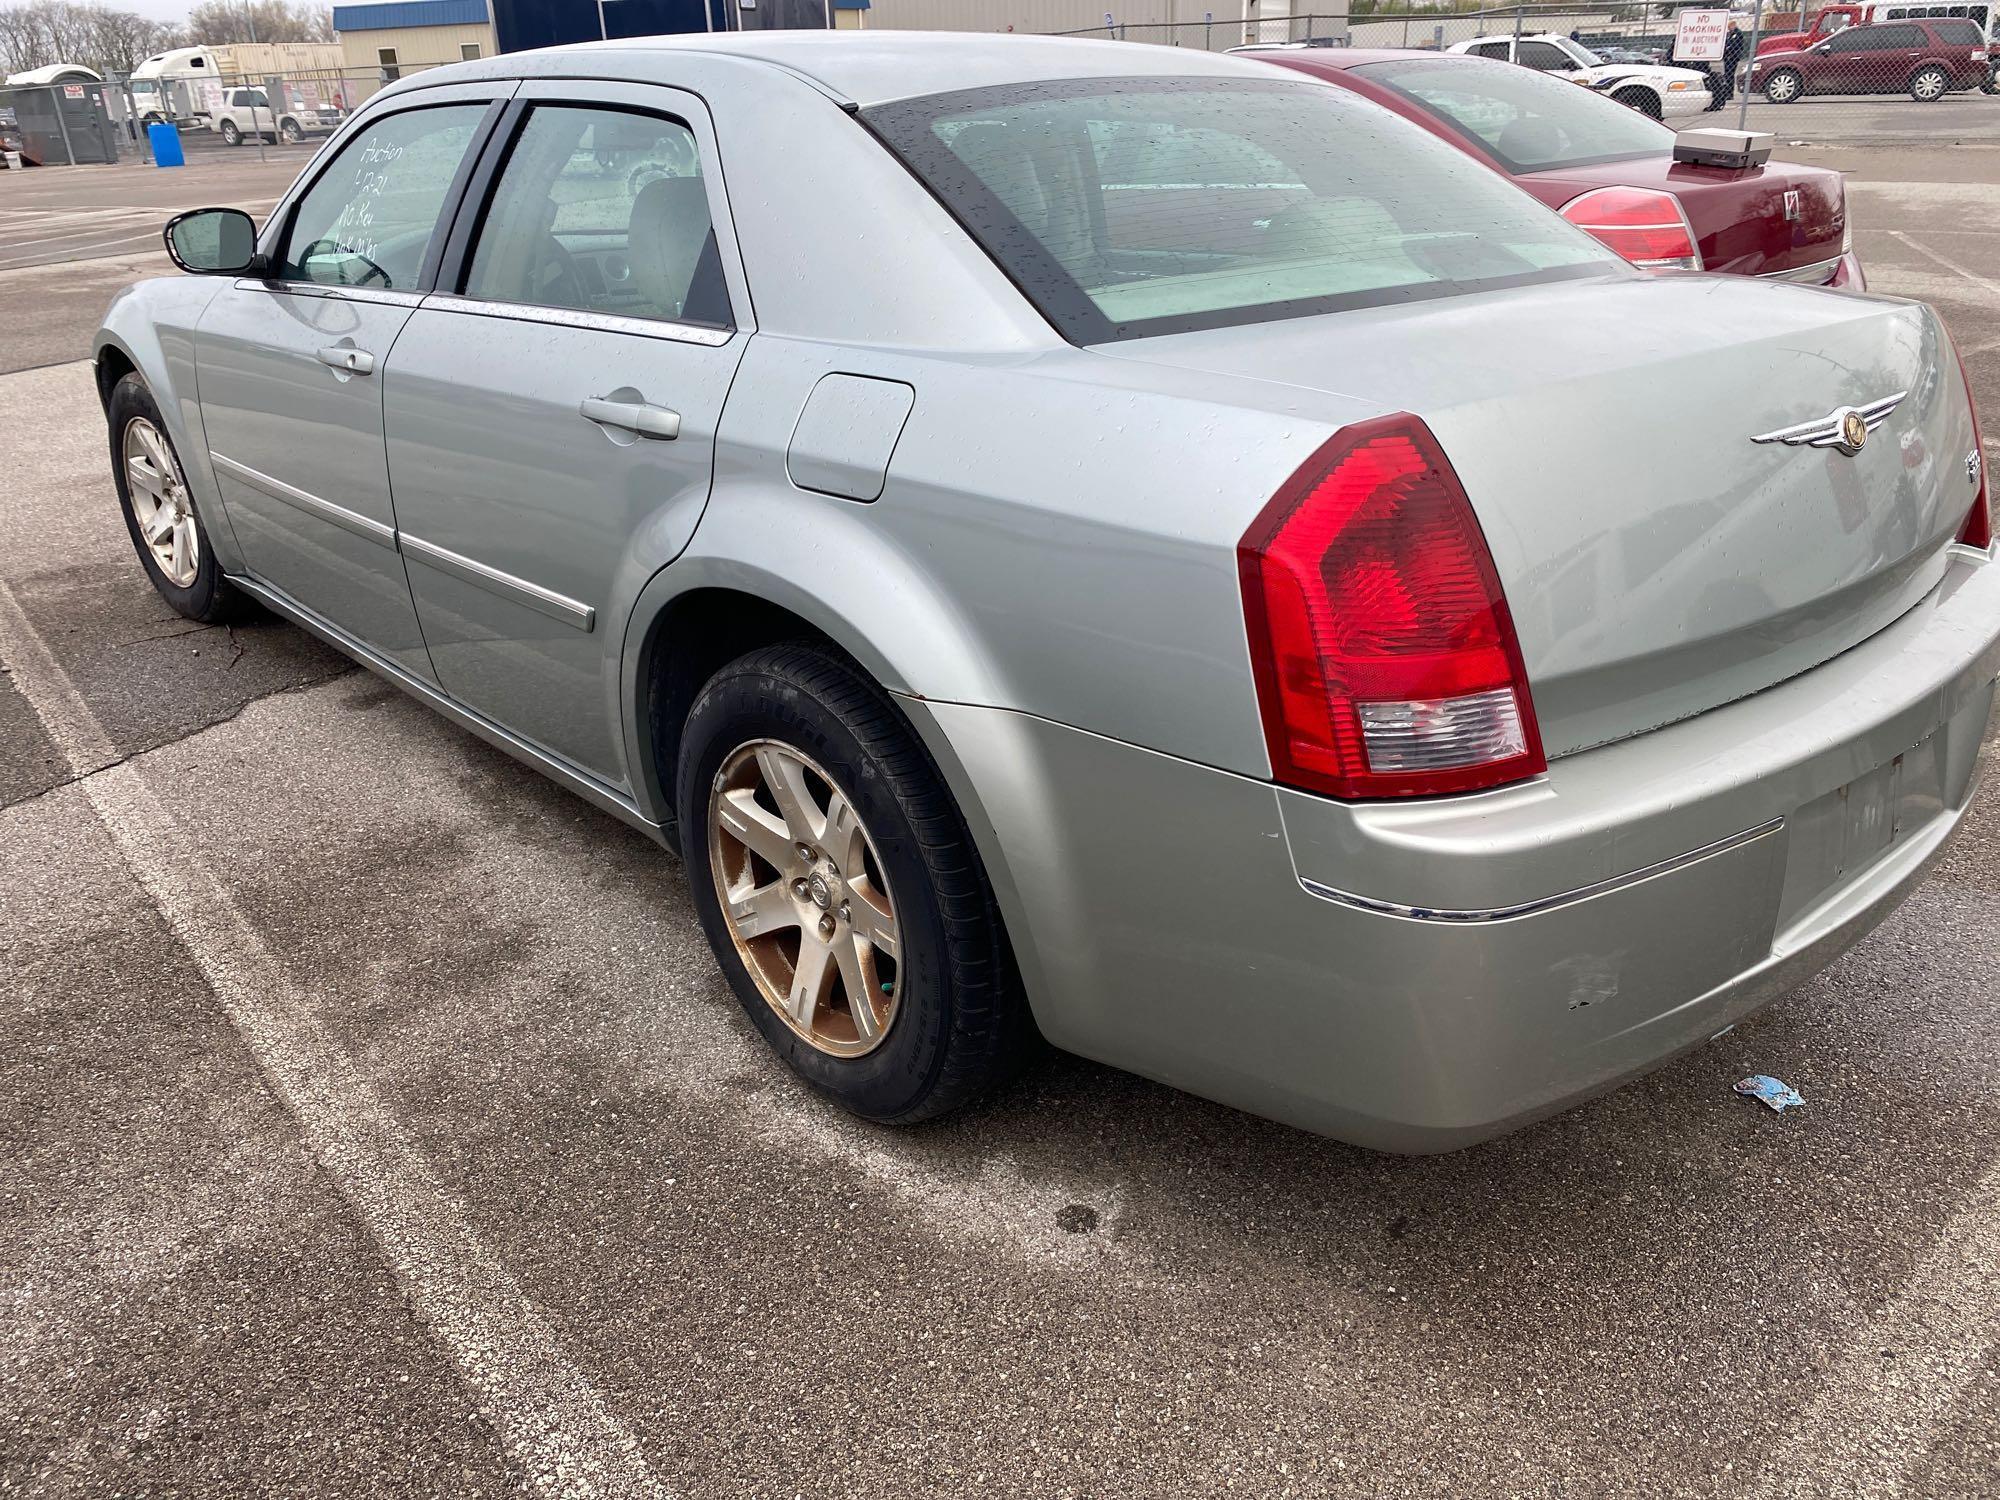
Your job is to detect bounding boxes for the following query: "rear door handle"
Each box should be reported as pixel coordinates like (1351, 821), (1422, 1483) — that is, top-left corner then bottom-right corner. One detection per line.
(316, 345), (375, 376)
(579, 396), (680, 441)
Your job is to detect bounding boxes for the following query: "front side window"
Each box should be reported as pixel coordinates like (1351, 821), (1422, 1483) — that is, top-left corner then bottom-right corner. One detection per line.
(1357, 56), (1671, 172)
(1518, 40), (1580, 71)
(863, 77), (1621, 344)
(462, 104), (730, 327)
(279, 104), (485, 289)
(1825, 24), (1883, 48)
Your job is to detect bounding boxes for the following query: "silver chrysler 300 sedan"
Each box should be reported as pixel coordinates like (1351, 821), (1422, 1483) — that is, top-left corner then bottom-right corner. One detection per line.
(96, 34), (1996, 1152)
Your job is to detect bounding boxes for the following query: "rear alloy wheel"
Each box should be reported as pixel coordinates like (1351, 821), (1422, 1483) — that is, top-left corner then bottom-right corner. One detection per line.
(218, 118), (240, 145)
(678, 642), (1031, 1122)
(1763, 68), (1803, 103)
(1910, 64), (1951, 101)
(708, 738), (903, 1058)
(1612, 86), (1662, 119)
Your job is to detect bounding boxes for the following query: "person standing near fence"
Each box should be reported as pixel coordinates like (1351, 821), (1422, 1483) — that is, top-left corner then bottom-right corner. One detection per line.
(1707, 19), (1747, 110)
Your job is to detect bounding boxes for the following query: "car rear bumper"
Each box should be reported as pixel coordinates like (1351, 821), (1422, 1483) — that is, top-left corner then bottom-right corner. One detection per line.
(909, 547), (2000, 1153)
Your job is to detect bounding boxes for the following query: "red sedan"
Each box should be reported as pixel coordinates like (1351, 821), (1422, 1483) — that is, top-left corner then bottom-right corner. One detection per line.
(1242, 47), (1863, 288)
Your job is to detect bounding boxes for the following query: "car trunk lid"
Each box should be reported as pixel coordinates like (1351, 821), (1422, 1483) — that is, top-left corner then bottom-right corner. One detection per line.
(1515, 154), (1847, 279)
(1098, 273), (1977, 761)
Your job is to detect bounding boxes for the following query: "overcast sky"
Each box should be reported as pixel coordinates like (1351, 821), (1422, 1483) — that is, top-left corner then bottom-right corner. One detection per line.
(122, 0), (199, 23)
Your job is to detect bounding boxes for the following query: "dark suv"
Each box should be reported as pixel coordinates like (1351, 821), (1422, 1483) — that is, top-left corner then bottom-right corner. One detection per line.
(1751, 18), (1992, 101)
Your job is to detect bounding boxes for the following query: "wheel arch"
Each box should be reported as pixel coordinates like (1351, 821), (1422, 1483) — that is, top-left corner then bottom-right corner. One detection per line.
(93, 278), (242, 571)
(619, 544), (1010, 846)
(623, 572), (1053, 1023)
(1609, 83), (1663, 116)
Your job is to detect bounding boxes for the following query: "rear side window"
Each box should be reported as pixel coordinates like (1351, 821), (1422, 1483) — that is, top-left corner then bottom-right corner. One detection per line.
(863, 77), (1620, 344)
(280, 104), (485, 288)
(1357, 56), (1672, 172)
(1934, 19), (1984, 41)
(461, 104), (731, 328)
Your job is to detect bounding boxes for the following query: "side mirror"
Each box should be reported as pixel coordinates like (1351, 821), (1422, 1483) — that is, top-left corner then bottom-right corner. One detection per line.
(163, 207), (261, 275)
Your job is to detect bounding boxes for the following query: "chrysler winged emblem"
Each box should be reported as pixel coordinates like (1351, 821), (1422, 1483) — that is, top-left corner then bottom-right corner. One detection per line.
(1750, 392), (1905, 456)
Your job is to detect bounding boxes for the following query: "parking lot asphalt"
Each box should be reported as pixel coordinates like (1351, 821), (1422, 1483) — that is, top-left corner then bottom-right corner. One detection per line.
(3, 142), (1999, 1498)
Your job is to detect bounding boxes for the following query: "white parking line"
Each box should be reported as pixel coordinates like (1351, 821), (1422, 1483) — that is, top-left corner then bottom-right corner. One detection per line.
(0, 232), (160, 270)
(0, 579), (672, 1500)
(1890, 230), (2000, 304)
(1746, 1144), (2000, 1497)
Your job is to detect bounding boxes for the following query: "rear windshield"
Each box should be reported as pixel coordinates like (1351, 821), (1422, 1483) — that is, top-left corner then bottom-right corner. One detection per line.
(1355, 56), (1674, 173)
(862, 77), (1622, 344)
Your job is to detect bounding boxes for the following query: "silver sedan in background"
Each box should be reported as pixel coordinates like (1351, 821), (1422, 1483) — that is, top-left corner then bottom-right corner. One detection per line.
(96, 34), (1996, 1151)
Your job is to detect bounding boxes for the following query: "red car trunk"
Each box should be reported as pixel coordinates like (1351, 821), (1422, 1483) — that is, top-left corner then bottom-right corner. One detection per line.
(1249, 48), (1857, 286)
(1510, 155), (1846, 278)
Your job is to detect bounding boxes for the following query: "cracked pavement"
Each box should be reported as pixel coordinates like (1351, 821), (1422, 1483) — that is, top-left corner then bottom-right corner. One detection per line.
(2, 145), (1998, 1499)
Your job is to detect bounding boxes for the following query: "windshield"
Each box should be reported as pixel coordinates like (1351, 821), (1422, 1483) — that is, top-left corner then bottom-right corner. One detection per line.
(1557, 37), (1605, 66)
(861, 77), (1622, 344)
(1356, 56), (1673, 173)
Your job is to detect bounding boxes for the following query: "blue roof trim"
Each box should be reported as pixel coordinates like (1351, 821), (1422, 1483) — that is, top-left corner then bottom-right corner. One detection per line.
(332, 0), (489, 32)
(834, 0), (870, 8)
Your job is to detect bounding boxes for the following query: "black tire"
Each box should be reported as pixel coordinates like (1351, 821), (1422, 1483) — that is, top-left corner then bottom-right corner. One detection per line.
(1910, 65), (1951, 102)
(279, 119), (302, 144)
(1763, 67), (1804, 103)
(107, 373), (240, 624)
(677, 642), (1032, 1123)
(1612, 86), (1663, 119)
(218, 119), (240, 146)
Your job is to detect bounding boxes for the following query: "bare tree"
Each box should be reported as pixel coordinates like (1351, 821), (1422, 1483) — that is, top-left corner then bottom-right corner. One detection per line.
(184, 0), (337, 45)
(0, 1), (183, 77)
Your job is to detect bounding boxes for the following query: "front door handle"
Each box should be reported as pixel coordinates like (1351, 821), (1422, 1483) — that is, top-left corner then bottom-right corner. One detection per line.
(579, 396), (680, 441)
(316, 345), (375, 376)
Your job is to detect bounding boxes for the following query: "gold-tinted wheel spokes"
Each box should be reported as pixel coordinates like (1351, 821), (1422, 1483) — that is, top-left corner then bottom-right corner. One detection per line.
(123, 416), (198, 587)
(708, 740), (902, 1057)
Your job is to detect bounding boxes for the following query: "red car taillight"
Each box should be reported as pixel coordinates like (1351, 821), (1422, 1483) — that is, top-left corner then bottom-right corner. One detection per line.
(1237, 415), (1547, 800)
(1559, 186), (1703, 272)
(1952, 338), (1991, 550)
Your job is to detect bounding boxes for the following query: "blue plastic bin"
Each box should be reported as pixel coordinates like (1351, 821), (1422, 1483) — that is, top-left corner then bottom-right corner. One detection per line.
(148, 122), (184, 168)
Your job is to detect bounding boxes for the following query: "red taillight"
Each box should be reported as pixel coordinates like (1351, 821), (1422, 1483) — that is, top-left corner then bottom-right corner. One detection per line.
(1559, 186), (1703, 272)
(1953, 338), (1990, 550)
(1237, 414), (1546, 800)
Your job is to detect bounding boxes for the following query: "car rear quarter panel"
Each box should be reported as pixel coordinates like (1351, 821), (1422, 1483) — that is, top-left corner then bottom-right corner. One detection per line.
(647, 331), (1385, 782)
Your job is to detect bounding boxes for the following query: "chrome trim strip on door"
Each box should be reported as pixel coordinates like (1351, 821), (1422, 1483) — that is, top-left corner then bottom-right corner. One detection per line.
(398, 533), (596, 632)
(229, 279), (426, 307)
(1296, 817), (1786, 925)
(209, 451), (397, 548)
(420, 292), (734, 348)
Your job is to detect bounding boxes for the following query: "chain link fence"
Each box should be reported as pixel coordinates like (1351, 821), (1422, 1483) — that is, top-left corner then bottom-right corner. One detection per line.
(1038, 3), (1999, 145)
(1, 61), (460, 169)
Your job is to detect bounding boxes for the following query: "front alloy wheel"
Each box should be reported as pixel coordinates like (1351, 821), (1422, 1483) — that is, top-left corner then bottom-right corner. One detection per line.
(1763, 68), (1802, 103)
(708, 739), (901, 1057)
(123, 416), (198, 587)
